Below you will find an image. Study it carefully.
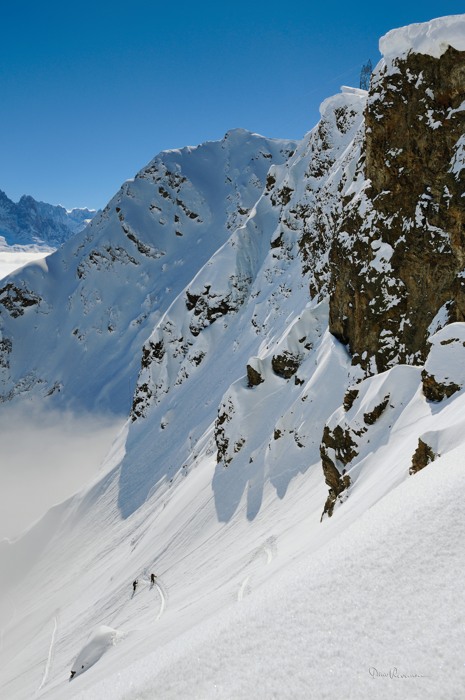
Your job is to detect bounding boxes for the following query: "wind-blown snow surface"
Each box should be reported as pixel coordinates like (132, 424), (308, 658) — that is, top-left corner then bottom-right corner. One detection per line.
(82, 452), (465, 700)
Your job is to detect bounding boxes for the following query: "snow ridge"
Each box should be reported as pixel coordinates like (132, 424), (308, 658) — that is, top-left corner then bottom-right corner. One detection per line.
(380, 14), (465, 60)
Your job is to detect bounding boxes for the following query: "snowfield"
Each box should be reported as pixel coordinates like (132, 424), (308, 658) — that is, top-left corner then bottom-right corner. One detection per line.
(1, 418), (464, 700)
(82, 450), (465, 700)
(1, 13), (465, 700)
(2, 312), (465, 700)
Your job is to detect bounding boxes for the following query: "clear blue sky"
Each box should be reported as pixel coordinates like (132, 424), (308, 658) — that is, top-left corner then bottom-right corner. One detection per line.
(1, 1), (463, 210)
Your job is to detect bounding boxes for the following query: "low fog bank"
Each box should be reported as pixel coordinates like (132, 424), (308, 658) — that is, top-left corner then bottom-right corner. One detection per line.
(0, 403), (125, 540)
(0, 248), (53, 280)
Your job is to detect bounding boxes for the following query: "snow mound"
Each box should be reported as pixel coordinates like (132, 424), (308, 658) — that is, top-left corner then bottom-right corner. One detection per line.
(319, 86), (367, 119)
(424, 322), (465, 389)
(380, 14), (465, 60)
(71, 625), (124, 678)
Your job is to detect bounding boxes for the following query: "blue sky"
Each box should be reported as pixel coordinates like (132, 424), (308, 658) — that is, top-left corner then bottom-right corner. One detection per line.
(1, 1), (463, 210)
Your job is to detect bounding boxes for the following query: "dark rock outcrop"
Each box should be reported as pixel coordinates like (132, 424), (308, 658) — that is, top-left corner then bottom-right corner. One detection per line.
(420, 324), (465, 401)
(0, 337), (12, 368)
(246, 364), (264, 387)
(329, 46), (465, 373)
(0, 283), (41, 317)
(186, 281), (250, 337)
(363, 395), (390, 425)
(410, 438), (437, 475)
(320, 425), (355, 518)
(215, 400), (234, 465)
(421, 370), (461, 402)
(343, 388), (359, 412)
(271, 351), (301, 379)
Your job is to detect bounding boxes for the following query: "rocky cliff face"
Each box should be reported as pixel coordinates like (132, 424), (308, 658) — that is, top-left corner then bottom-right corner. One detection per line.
(329, 43), (465, 374)
(319, 18), (465, 513)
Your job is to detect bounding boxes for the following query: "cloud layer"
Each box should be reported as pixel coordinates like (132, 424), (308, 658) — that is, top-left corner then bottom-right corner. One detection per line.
(0, 404), (124, 540)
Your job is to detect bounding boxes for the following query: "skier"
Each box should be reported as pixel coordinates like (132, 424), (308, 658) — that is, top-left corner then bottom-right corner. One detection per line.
(150, 573), (157, 585)
(132, 579), (138, 593)
(70, 670), (76, 680)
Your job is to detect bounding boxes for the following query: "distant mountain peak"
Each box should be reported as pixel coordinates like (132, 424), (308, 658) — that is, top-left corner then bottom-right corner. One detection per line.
(0, 189), (96, 248)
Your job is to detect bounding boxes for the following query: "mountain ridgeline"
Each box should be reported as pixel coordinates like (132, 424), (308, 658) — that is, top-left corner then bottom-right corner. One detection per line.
(1, 16), (465, 525)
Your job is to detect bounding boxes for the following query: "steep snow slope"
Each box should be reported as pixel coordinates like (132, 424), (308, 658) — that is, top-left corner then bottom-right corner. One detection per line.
(78, 450), (465, 700)
(0, 130), (295, 413)
(1, 15), (465, 700)
(123, 87), (365, 520)
(0, 86), (369, 698)
(1, 334), (465, 700)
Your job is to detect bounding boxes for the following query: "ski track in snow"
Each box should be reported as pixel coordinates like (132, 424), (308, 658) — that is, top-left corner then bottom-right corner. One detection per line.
(154, 581), (166, 621)
(237, 537), (277, 601)
(109, 575), (167, 633)
(263, 544), (273, 565)
(237, 576), (250, 602)
(37, 613), (58, 694)
(31, 576), (165, 690)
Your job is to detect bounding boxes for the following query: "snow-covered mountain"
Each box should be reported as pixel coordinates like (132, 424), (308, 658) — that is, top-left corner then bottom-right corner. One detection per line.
(0, 189), (95, 248)
(0, 130), (296, 412)
(1, 15), (465, 700)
